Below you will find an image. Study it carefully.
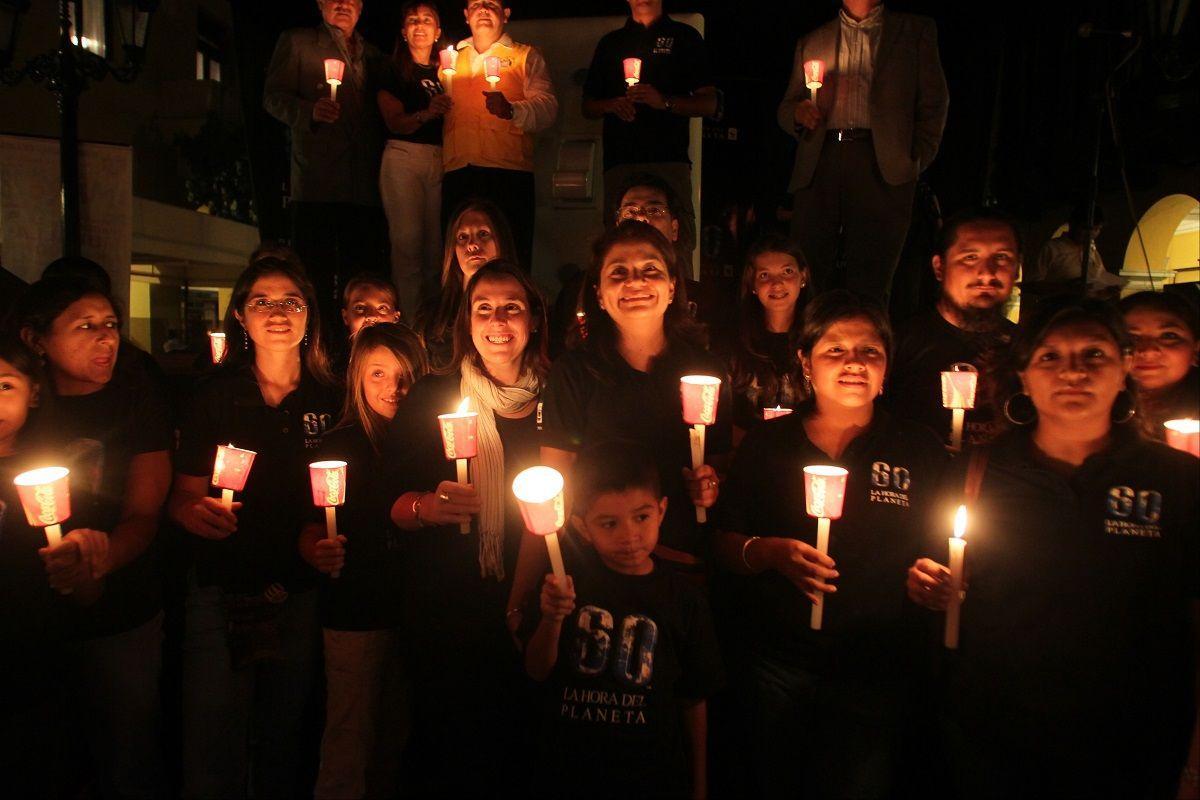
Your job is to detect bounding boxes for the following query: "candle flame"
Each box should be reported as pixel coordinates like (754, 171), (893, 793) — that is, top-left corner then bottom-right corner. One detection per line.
(1164, 418), (1199, 434)
(953, 504), (968, 540)
(456, 396), (471, 414)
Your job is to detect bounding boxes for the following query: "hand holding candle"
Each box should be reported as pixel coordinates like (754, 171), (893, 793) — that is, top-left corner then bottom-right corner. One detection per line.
(324, 58), (345, 101)
(803, 59), (825, 105)
(623, 57), (642, 86)
(309, 460), (347, 578)
(944, 504), (969, 649)
(211, 443), (256, 511)
(1164, 418), (1199, 457)
(438, 398), (478, 534)
(803, 465), (848, 630)
(681, 375), (721, 524)
(941, 362), (979, 453)
(209, 331), (227, 365)
(513, 466), (568, 581)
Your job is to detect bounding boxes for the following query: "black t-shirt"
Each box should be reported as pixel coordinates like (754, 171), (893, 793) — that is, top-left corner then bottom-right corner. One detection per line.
(583, 15), (713, 171)
(25, 381), (171, 637)
(525, 548), (723, 797)
(383, 371), (542, 649)
(887, 310), (1015, 449)
(308, 423), (404, 631)
(371, 57), (444, 146)
(714, 408), (949, 675)
(942, 428), (1198, 775)
(0, 453), (71, 712)
(175, 365), (341, 593)
(729, 330), (805, 432)
(541, 343), (732, 560)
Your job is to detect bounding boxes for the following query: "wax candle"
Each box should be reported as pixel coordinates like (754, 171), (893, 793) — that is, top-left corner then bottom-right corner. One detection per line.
(944, 504), (968, 649)
(623, 57), (642, 86)
(310, 460), (347, 578)
(208, 331), (227, 365)
(323, 58), (345, 101)
(13, 466), (71, 547)
(1164, 418), (1200, 457)
(439, 46), (457, 75)
(940, 362), (979, 453)
(211, 443), (256, 511)
(512, 466), (567, 581)
(803, 59), (825, 104)
(681, 375), (722, 524)
(484, 56), (501, 86)
(802, 465), (848, 630)
(763, 406), (793, 420)
(438, 398), (478, 534)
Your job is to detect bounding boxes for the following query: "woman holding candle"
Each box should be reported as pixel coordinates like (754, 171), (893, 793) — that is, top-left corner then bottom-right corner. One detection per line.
(907, 295), (1199, 798)
(727, 234), (813, 438)
(712, 290), (949, 799)
(16, 277), (172, 800)
(385, 259), (548, 794)
(170, 256), (341, 799)
(1121, 290), (1199, 439)
(418, 198), (518, 367)
(375, 1), (453, 321)
(297, 323), (428, 799)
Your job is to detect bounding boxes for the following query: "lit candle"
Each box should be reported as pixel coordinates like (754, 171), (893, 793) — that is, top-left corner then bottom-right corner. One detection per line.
(1164, 418), (1200, 457)
(802, 465), (848, 630)
(945, 504), (968, 649)
(763, 405), (793, 420)
(208, 331), (227, 365)
(484, 56), (501, 87)
(323, 58), (345, 102)
(512, 466), (567, 581)
(13, 466), (71, 547)
(439, 46), (456, 92)
(309, 460), (348, 579)
(211, 443), (257, 511)
(623, 57), (642, 86)
(803, 59), (825, 105)
(680, 375), (722, 524)
(438, 397), (478, 534)
(940, 362), (979, 453)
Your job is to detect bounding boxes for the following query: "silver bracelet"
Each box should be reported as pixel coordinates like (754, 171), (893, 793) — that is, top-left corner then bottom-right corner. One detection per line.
(741, 536), (760, 571)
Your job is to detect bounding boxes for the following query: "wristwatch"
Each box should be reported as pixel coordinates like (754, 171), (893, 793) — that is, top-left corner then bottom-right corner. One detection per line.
(663, 96), (675, 112)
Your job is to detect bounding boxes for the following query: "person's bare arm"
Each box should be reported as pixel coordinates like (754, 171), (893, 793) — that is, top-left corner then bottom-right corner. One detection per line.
(626, 84), (717, 118)
(169, 472), (240, 540)
(524, 574), (575, 681)
(105, 450), (170, 573)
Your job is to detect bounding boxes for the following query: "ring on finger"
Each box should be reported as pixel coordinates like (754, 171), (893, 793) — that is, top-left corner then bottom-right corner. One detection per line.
(438, 492), (451, 503)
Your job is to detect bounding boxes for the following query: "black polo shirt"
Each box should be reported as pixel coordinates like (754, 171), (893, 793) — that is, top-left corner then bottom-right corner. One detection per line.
(370, 58), (444, 146)
(541, 343), (732, 560)
(25, 380), (171, 638)
(583, 15), (713, 171)
(887, 310), (1015, 449)
(175, 364), (342, 594)
(942, 428), (1198, 794)
(307, 422), (404, 631)
(714, 407), (949, 676)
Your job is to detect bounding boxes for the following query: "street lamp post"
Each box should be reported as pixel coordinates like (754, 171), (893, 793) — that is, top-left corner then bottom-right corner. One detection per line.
(1, 0), (157, 258)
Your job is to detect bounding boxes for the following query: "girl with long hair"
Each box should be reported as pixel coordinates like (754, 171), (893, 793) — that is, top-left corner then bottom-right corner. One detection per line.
(1121, 290), (1199, 439)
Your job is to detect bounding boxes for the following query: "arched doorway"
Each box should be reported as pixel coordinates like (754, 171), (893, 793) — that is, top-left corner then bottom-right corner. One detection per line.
(1121, 194), (1200, 294)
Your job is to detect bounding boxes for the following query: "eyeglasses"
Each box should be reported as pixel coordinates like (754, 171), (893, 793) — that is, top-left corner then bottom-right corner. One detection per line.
(617, 204), (671, 221)
(247, 298), (307, 314)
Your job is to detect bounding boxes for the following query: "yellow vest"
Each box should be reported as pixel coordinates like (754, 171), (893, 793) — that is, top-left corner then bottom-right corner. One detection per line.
(443, 39), (535, 173)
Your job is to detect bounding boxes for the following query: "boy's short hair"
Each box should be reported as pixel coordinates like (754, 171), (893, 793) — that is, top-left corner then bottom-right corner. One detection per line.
(571, 440), (663, 517)
(342, 273), (399, 308)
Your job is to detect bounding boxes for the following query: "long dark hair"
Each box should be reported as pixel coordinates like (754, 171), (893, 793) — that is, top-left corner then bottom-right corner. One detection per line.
(391, 1), (445, 81)
(448, 259), (551, 382)
(421, 199), (518, 348)
(223, 256), (337, 387)
(573, 221), (705, 372)
(731, 234), (813, 406)
(339, 323), (429, 453)
(993, 294), (1137, 430)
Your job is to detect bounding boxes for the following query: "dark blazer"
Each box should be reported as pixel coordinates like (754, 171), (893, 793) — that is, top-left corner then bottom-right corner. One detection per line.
(263, 24), (383, 205)
(777, 10), (949, 189)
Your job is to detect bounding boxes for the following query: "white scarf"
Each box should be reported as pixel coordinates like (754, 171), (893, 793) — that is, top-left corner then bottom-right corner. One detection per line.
(459, 359), (540, 580)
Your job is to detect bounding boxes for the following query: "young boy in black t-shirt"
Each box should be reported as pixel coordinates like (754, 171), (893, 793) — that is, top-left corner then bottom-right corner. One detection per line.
(524, 441), (723, 799)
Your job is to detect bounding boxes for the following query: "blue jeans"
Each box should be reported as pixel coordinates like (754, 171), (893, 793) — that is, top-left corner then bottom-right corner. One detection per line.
(740, 653), (902, 799)
(73, 611), (166, 799)
(181, 579), (319, 800)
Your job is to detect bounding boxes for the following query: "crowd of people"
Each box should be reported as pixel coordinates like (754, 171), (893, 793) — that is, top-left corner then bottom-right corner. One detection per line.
(1, 1), (1198, 799)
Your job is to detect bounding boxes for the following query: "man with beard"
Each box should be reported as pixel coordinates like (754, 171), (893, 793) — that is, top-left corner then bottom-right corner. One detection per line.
(887, 209), (1020, 448)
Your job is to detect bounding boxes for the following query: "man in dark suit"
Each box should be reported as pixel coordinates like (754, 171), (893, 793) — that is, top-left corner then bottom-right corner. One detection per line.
(778, 0), (948, 302)
(264, 0), (387, 338)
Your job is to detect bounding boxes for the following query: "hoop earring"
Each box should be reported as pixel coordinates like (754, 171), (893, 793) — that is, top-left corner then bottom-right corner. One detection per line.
(1111, 389), (1136, 424)
(1003, 392), (1037, 426)
(242, 327), (249, 351)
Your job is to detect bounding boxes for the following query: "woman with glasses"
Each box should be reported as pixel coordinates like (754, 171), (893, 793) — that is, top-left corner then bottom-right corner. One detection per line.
(169, 256), (342, 799)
